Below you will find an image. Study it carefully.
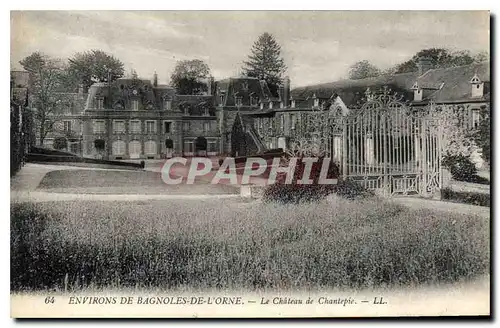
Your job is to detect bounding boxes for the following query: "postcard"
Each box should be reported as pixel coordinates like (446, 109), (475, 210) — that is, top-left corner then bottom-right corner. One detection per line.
(10, 10), (490, 318)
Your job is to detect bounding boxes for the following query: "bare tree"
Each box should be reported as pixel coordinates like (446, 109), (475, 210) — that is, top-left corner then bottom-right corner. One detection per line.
(20, 52), (74, 145)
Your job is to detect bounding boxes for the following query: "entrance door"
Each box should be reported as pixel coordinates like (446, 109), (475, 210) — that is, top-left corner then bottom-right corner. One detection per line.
(165, 139), (174, 158)
(129, 140), (141, 159)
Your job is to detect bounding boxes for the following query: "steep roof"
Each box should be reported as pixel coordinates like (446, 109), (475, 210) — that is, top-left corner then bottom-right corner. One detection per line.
(415, 61), (490, 103)
(291, 72), (419, 107)
(215, 76), (277, 107)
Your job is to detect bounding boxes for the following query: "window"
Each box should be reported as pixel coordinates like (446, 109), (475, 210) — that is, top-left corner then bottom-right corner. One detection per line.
(260, 102), (264, 110)
(203, 122), (210, 133)
(163, 121), (172, 134)
(204, 107), (209, 116)
(280, 115), (285, 131)
(183, 122), (190, 132)
(472, 110), (481, 129)
(145, 120), (156, 134)
(129, 140), (142, 158)
(131, 100), (139, 111)
(291, 100), (296, 108)
(129, 120), (141, 134)
(184, 106), (190, 115)
(269, 102), (273, 109)
(96, 98), (104, 109)
(280, 101), (284, 109)
(184, 140), (194, 153)
(236, 97), (243, 107)
(63, 120), (72, 133)
(112, 140), (126, 155)
(208, 140), (218, 152)
(250, 96), (258, 106)
(290, 114), (296, 130)
(113, 120), (125, 134)
(145, 140), (157, 155)
(93, 120), (105, 134)
(163, 99), (172, 111)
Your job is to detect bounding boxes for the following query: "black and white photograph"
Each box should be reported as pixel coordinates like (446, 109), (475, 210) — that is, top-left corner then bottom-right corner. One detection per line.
(9, 9), (491, 318)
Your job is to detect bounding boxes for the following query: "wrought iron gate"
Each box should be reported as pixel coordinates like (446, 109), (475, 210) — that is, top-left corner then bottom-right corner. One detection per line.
(326, 88), (442, 197)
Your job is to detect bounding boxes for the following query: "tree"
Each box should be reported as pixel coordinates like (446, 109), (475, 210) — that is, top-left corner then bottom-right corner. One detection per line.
(20, 52), (74, 145)
(170, 59), (211, 95)
(242, 32), (287, 96)
(474, 51), (489, 63)
(394, 48), (482, 74)
(68, 49), (125, 91)
(348, 60), (381, 80)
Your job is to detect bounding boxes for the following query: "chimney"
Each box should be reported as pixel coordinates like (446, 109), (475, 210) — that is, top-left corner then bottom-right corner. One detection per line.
(278, 84), (284, 102)
(153, 71), (158, 87)
(284, 76), (290, 108)
(207, 76), (214, 95)
(418, 57), (433, 76)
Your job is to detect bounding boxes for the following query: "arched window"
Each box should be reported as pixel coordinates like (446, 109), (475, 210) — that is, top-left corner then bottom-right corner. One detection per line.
(145, 140), (157, 155)
(129, 140), (142, 159)
(112, 140), (126, 155)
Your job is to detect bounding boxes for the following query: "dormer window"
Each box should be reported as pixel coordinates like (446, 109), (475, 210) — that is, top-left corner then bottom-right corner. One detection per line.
(184, 105), (189, 115)
(203, 106), (209, 116)
(411, 82), (422, 102)
(470, 74), (484, 98)
(95, 97), (104, 109)
(291, 100), (296, 108)
(236, 97), (243, 107)
(163, 98), (172, 111)
(131, 99), (139, 111)
(250, 95), (258, 106)
(313, 97), (319, 108)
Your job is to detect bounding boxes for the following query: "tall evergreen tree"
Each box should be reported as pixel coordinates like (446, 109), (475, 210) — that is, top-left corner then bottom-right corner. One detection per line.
(242, 33), (287, 96)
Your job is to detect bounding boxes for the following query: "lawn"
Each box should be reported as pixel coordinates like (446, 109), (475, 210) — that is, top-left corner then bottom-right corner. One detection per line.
(36, 170), (239, 194)
(11, 197), (490, 292)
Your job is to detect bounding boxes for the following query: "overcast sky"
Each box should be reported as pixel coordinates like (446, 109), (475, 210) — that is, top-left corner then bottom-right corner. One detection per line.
(10, 11), (489, 87)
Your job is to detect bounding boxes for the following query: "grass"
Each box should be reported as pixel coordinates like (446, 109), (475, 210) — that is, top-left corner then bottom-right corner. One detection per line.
(11, 198), (490, 293)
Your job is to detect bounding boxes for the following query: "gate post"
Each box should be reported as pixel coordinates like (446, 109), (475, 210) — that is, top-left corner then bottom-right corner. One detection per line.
(421, 118), (428, 197)
(342, 118), (347, 180)
(382, 111), (389, 197)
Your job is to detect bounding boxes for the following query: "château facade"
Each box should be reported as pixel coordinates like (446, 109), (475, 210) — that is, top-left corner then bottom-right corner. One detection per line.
(34, 59), (489, 164)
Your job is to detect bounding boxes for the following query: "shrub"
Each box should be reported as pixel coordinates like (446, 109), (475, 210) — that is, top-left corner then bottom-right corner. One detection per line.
(263, 179), (374, 204)
(262, 183), (335, 204)
(441, 188), (490, 207)
(263, 156), (374, 203)
(442, 154), (477, 182)
(53, 137), (68, 150)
